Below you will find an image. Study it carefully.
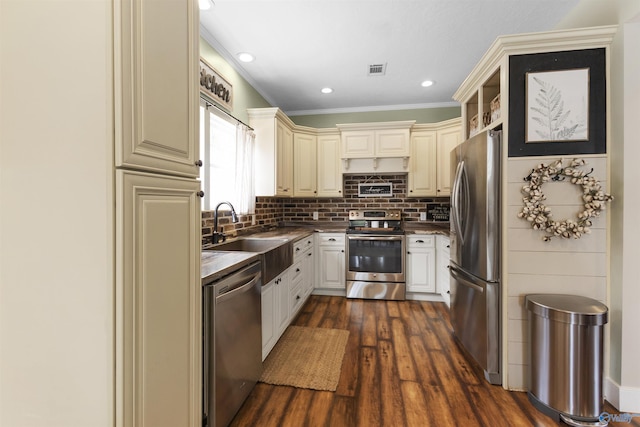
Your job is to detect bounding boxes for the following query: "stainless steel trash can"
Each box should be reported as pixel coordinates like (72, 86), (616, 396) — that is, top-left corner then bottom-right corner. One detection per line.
(525, 294), (609, 427)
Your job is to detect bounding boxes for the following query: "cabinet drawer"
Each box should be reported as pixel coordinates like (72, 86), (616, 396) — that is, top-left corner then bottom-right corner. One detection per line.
(290, 279), (305, 315)
(293, 235), (314, 260)
(408, 235), (435, 247)
(437, 236), (451, 253)
(317, 233), (345, 246)
(290, 260), (304, 282)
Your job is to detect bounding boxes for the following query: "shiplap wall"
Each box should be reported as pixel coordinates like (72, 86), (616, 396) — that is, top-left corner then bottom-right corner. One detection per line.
(505, 154), (609, 390)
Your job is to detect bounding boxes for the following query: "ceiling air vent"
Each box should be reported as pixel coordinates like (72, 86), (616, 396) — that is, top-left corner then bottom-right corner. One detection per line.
(368, 63), (386, 76)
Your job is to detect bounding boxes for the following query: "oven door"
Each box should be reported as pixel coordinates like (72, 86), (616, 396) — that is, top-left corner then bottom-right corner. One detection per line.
(346, 234), (405, 282)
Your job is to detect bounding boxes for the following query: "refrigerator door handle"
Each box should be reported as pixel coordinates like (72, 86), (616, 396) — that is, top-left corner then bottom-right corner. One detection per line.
(450, 265), (485, 293)
(451, 160), (465, 243)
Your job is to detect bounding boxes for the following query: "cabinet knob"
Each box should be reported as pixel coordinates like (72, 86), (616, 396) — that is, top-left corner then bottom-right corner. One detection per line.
(329, 238), (336, 241)
(446, 244), (450, 248)
(447, 290), (450, 294)
(410, 190), (413, 193)
(308, 252), (312, 256)
(296, 247), (301, 252)
(416, 239), (424, 243)
(195, 160), (203, 167)
(296, 268), (300, 273)
(407, 251), (411, 254)
(196, 191), (205, 197)
(296, 295), (301, 300)
(338, 190), (342, 193)
(341, 250), (344, 253)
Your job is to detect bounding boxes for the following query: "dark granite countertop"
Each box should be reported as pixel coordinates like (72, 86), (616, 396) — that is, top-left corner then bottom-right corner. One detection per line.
(201, 227), (316, 283)
(201, 222), (450, 283)
(403, 222), (450, 236)
(201, 251), (260, 285)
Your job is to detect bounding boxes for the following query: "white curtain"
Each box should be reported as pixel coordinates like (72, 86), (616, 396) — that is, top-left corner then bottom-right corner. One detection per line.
(234, 123), (255, 214)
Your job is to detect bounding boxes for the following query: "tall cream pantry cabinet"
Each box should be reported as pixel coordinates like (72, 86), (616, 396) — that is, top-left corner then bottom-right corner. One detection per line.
(115, 1), (202, 427)
(2, 1), (199, 426)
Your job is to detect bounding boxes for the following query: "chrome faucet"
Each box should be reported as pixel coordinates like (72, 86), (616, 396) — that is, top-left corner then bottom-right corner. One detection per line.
(212, 201), (239, 244)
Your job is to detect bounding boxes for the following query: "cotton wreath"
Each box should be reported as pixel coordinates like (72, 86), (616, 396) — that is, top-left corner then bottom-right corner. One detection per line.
(518, 158), (613, 241)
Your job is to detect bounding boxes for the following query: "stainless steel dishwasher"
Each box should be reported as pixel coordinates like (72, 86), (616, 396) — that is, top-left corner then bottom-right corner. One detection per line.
(203, 261), (262, 427)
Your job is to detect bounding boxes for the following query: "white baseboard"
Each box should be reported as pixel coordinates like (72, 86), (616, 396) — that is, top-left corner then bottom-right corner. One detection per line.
(406, 293), (445, 302)
(311, 289), (346, 297)
(605, 376), (640, 413)
(605, 376), (620, 409)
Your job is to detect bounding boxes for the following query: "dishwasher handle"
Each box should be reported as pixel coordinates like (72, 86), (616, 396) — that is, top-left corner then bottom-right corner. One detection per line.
(216, 274), (260, 304)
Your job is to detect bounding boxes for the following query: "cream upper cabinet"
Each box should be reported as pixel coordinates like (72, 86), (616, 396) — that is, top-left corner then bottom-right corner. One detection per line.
(316, 132), (343, 197)
(115, 0), (199, 178)
(276, 121), (294, 196)
(338, 121), (414, 159)
(248, 108), (295, 197)
(293, 131), (317, 197)
(375, 128), (411, 157)
(116, 170), (201, 427)
(408, 131), (437, 197)
(409, 118), (461, 197)
(340, 130), (375, 158)
(436, 123), (462, 196)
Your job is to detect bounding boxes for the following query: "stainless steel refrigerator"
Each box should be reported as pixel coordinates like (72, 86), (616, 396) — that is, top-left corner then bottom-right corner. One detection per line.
(449, 129), (502, 385)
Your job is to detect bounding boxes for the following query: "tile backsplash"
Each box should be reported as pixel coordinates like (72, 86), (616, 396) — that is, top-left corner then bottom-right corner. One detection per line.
(202, 173), (448, 247)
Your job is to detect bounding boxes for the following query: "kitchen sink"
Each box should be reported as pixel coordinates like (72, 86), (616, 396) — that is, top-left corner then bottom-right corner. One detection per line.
(208, 238), (292, 284)
(211, 238), (288, 253)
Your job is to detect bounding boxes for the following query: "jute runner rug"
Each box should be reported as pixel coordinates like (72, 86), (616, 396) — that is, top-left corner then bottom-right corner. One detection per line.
(259, 326), (349, 391)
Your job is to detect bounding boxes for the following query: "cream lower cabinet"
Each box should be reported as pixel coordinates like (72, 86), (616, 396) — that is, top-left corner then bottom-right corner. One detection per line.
(406, 235), (436, 293)
(290, 238), (314, 318)
(116, 170), (201, 427)
(436, 235), (451, 306)
(261, 282), (276, 360)
(315, 233), (346, 291)
(261, 269), (290, 360)
(262, 236), (315, 360)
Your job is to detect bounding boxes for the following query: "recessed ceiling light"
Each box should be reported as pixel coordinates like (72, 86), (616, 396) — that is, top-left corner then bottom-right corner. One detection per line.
(321, 87), (333, 94)
(421, 80), (435, 87)
(198, 0), (213, 10)
(237, 52), (255, 63)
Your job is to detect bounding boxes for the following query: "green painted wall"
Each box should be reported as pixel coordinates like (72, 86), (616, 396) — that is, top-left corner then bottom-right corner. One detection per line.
(200, 38), (460, 127)
(199, 37), (272, 124)
(289, 106), (461, 128)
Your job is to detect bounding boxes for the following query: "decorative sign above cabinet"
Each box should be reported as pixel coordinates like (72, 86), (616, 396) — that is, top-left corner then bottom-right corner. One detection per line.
(358, 183), (393, 197)
(199, 58), (233, 111)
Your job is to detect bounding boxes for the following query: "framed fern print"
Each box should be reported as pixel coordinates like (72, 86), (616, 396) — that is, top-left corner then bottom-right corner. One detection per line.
(526, 68), (589, 142)
(508, 48), (606, 157)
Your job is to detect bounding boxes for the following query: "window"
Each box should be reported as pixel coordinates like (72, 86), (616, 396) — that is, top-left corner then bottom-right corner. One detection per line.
(199, 98), (255, 213)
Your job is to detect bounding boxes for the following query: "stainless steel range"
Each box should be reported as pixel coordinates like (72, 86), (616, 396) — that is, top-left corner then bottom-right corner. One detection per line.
(346, 209), (405, 300)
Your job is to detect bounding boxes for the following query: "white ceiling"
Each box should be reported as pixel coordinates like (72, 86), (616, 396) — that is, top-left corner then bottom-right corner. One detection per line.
(200, 0), (580, 116)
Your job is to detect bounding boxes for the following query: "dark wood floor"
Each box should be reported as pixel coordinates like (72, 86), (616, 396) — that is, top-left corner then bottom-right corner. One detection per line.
(231, 295), (637, 427)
